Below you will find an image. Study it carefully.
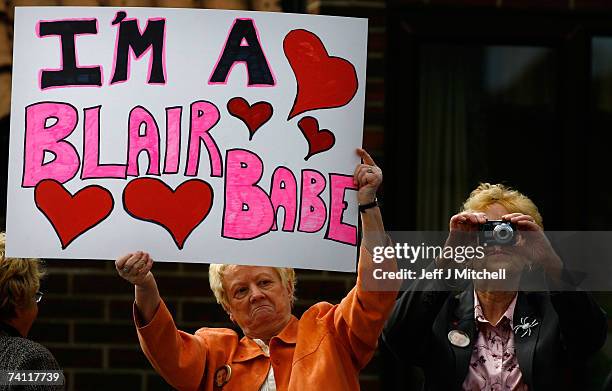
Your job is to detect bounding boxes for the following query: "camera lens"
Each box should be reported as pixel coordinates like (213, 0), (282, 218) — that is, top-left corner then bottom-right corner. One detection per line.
(492, 223), (514, 244)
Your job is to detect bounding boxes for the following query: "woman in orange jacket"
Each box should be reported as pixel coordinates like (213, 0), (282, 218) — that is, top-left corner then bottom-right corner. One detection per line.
(116, 149), (399, 391)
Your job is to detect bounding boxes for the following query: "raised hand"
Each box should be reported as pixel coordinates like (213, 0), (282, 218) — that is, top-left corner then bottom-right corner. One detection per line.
(354, 148), (382, 205)
(116, 251), (154, 286)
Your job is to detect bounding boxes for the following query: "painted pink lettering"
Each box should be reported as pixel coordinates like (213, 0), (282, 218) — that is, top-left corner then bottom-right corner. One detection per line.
(325, 174), (357, 245)
(163, 106), (181, 174)
(185, 101), (222, 177)
(23, 102), (80, 187)
(222, 149), (273, 239)
(81, 105), (126, 179)
(298, 170), (327, 233)
(127, 106), (160, 176)
(269, 167), (297, 231)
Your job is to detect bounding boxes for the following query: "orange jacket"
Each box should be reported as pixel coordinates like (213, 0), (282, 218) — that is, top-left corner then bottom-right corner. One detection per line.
(135, 246), (397, 391)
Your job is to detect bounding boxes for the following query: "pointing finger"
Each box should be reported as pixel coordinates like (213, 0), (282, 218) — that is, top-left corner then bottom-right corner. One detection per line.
(356, 148), (376, 166)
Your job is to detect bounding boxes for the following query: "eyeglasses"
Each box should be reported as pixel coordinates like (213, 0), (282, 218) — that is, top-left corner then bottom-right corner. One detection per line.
(34, 291), (43, 303)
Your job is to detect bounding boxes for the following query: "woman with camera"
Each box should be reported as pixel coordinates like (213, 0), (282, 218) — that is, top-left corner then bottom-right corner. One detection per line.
(382, 183), (607, 391)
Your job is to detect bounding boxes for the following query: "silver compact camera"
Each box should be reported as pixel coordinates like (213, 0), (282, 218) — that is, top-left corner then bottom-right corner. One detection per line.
(479, 220), (516, 246)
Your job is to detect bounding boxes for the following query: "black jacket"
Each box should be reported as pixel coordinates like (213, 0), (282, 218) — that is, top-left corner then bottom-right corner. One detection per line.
(0, 323), (64, 390)
(382, 278), (607, 391)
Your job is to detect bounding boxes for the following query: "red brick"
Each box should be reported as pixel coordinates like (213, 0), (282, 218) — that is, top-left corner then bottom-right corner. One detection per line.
(295, 269), (338, 278)
(321, 6), (386, 26)
(150, 261), (181, 273)
(366, 57), (384, 78)
(73, 274), (132, 295)
(363, 130), (384, 151)
(28, 321), (70, 343)
(328, 270), (354, 280)
(108, 299), (134, 320)
(73, 373), (142, 391)
(51, 347), (103, 368)
(366, 80), (385, 103)
(387, 0), (424, 5)
(292, 303), (312, 318)
(181, 301), (229, 323)
(368, 31), (386, 53)
(502, 0), (568, 7)
(40, 273), (68, 295)
(108, 347), (153, 369)
(155, 275), (213, 297)
(294, 269), (353, 281)
(38, 297), (104, 319)
(74, 322), (138, 344)
(296, 279), (348, 301)
(45, 259), (109, 270)
(429, 0), (494, 4)
(109, 299), (179, 320)
(181, 262), (210, 273)
(365, 106), (384, 127)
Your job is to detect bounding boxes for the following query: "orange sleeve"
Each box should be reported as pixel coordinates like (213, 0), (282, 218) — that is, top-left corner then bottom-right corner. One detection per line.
(333, 245), (399, 369)
(135, 300), (207, 391)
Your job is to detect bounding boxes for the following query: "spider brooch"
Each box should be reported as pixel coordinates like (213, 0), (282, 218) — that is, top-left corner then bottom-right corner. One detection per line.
(512, 317), (539, 337)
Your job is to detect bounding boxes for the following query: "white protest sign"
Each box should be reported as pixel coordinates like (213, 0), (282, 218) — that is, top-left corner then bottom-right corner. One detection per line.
(6, 7), (367, 271)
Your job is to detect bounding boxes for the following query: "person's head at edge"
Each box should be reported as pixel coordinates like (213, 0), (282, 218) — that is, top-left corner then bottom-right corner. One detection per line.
(0, 232), (44, 337)
(209, 264), (296, 342)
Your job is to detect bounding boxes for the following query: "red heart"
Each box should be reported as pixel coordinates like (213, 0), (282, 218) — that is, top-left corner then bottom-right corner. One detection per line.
(123, 178), (213, 249)
(298, 116), (336, 160)
(227, 97), (273, 140)
(34, 179), (114, 249)
(284, 29), (358, 120)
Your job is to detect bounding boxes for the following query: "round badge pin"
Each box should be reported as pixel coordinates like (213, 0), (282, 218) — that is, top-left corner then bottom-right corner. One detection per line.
(448, 329), (470, 347)
(214, 364), (232, 388)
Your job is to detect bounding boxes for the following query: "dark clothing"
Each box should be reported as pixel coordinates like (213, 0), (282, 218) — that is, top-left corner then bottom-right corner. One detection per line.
(0, 323), (64, 391)
(382, 277), (607, 391)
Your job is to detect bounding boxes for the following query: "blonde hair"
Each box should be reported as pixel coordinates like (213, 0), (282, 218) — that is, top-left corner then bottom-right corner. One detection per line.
(209, 264), (296, 311)
(0, 232), (45, 321)
(462, 183), (543, 228)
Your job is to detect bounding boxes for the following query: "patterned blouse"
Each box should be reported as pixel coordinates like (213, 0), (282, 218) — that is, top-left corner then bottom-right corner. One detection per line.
(461, 292), (528, 391)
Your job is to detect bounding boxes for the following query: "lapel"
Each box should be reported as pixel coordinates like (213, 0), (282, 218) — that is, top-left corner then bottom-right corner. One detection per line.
(232, 316), (298, 363)
(512, 292), (540, 388)
(451, 290), (476, 388)
(232, 337), (267, 363)
(273, 315), (298, 345)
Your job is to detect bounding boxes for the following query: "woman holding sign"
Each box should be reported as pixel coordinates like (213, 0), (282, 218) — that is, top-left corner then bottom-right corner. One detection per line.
(116, 149), (398, 390)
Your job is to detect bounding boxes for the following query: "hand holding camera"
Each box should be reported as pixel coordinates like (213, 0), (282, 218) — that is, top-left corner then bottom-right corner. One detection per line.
(438, 211), (487, 268)
(498, 213), (563, 279)
(443, 211), (563, 279)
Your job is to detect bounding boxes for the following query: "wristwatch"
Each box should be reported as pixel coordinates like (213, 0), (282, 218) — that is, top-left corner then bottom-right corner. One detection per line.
(358, 199), (378, 213)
